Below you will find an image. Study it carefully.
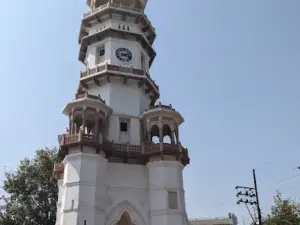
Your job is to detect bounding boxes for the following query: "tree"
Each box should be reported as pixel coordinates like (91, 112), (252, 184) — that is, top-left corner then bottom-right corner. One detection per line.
(252, 192), (300, 225)
(0, 148), (60, 225)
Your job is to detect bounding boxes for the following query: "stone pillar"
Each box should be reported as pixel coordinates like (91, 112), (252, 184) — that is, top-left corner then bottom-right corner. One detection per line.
(158, 117), (163, 151)
(170, 127), (175, 145)
(95, 115), (100, 138)
(82, 108), (86, 134)
(175, 127), (179, 144)
(69, 114), (72, 134)
(147, 119), (151, 143)
(59, 151), (108, 225)
(147, 160), (187, 225)
(71, 109), (75, 134)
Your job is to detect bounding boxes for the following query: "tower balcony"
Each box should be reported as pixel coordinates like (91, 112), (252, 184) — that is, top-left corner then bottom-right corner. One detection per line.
(62, 92), (112, 119)
(141, 102), (184, 126)
(144, 143), (190, 166)
(140, 102), (189, 164)
(53, 163), (64, 180)
(85, 0), (149, 16)
(80, 63), (159, 96)
(57, 132), (189, 166)
(79, 2), (156, 45)
(84, 1), (142, 18)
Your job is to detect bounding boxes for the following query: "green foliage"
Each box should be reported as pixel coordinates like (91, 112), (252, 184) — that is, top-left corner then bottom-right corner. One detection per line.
(0, 148), (60, 225)
(257, 192), (300, 225)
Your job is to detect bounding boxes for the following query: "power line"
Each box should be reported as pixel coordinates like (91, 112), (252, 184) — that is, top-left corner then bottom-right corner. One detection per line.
(275, 174), (300, 184)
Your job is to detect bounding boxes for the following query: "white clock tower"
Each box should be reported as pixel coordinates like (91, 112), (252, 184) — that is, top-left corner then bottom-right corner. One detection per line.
(53, 1), (190, 225)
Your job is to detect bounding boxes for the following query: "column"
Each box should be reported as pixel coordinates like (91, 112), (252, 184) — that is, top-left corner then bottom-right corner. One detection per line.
(147, 160), (187, 225)
(71, 109), (75, 134)
(158, 117), (163, 151)
(82, 108), (86, 134)
(170, 127), (175, 145)
(69, 114), (73, 134)
(94, 115), (100, 139)
(175, 128), (179, 144)
(147, 119), (151, 143)
(59, 150), (108, 225)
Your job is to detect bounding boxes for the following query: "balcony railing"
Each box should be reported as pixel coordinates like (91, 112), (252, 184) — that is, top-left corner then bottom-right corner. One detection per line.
(75, 92), (106, 104)
(146, 102), (175, 112)
(80, 64), (144, 78)
(57, 133), (189, 167)
(53, 163), (64, 179)
(80, 64), (159, 91)
(144, 143), (182, 154)
(58, 133), (184, 155)
(84, 1), (142, 18)
(54, 163), (64, 173)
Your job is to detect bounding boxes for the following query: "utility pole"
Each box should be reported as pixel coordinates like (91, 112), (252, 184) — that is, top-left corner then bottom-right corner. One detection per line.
(235, 169), (263, 225)
(253, 169), (262, 225)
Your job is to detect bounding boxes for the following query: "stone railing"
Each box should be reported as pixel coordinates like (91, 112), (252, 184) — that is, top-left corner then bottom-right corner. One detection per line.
(58, 133), (98, 146)
(54, 163), (64, 173)
(58, 134), (142, 153)
(58, 133), (80, 146)
(80, 64), (159, 91)
(57, 135), (189, 165)
(146, 102), (175, 112)
(58, 132), (183, 155)
(75, 92), (106, 104)
(84, 1), (142, 18)
(144, 143), (181, 154)
(80, 63), (144, 78)
(53, 163), (64, 179)
(113, 143), (142, 153)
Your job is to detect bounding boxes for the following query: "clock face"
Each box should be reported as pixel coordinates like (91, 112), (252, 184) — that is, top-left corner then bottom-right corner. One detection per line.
(116, 48), (133, 63)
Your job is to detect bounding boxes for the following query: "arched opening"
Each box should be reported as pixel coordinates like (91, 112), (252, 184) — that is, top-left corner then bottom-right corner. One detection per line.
(152, 136), (159, 144)
(119, 212), (132, 225)
(163, 136), (171, 144)
(163, 124), (172, 144)
(150, 125), (159, 144)
(85, 113), (96, 135)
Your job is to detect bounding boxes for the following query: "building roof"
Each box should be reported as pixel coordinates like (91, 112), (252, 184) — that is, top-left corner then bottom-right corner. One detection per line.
(189, 218), (233, 225)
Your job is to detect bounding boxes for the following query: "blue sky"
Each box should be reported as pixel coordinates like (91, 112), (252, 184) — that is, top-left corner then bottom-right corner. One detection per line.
(0, 0), (300, 224)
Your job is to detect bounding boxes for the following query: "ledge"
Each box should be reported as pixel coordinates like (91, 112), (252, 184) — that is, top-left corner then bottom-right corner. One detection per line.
(80, 1), (156, 44)
(57, 133), (189, 169)
(141, 103), (184, 125)
(80, 63), (159, 94)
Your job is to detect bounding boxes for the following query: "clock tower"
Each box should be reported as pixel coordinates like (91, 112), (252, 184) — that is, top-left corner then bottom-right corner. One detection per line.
(53, 1), (190, 225)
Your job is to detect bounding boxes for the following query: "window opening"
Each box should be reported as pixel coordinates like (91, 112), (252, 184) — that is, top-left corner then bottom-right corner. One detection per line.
(120, 122), (128, 132)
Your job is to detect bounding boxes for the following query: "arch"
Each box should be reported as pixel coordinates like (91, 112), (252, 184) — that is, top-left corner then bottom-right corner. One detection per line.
(150, 125), (159, 138)
(105, 200), (147, 225)
(152, 136), (159, 144)
(163, 124), (172, 144)
(162, 124), (171, 137)
(163, 135), (171, 144)
(150, 125), (159, 144)
(119, 212), (132, 225)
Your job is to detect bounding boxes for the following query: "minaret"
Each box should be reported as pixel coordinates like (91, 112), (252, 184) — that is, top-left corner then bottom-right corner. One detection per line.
(53, 1), (190, 225)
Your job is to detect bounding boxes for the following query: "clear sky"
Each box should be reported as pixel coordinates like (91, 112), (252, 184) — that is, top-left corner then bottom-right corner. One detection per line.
(0, 0), (300, 224)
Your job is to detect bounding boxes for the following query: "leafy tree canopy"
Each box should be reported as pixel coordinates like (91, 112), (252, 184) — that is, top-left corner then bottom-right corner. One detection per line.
(0, 148), (60, 225)
(251, 192), (300, 225)
(263, 191), (300, 225)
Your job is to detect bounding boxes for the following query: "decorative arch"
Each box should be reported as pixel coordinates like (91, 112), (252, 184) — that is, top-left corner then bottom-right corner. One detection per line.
(105, 200), (147, 225)
(150, 125), (159, 144)
(119, 212), (132, 225)
(162, 124), (172, 144)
